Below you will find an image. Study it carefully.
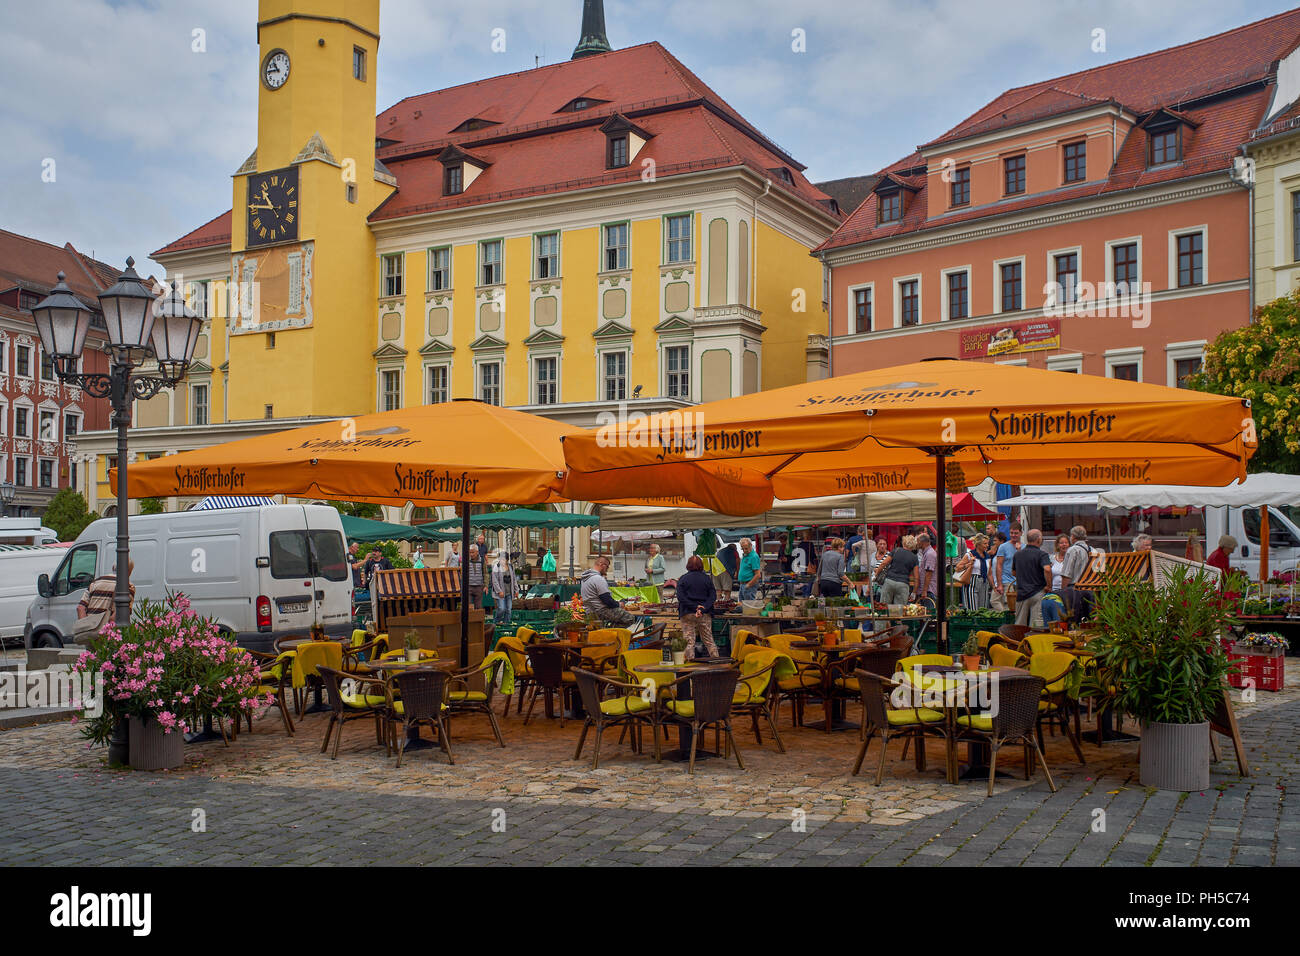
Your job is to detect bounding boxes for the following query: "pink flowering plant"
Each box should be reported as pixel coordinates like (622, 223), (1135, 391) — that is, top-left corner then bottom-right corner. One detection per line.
(73, 592), (272, 746)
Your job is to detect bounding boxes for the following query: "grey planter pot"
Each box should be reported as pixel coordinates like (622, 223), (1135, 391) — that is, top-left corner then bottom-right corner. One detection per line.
(1140, 720), (1210, 791)
(128, 715), (185, 771)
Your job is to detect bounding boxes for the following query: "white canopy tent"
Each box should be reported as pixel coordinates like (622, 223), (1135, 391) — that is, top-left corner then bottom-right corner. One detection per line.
(1096, 474), (1300, 510)
(595, 491), (950, 532)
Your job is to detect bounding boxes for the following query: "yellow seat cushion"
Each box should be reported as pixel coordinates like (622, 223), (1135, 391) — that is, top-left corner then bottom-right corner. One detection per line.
(956, 713), (994, 732)
(886, 708), (945, 726)
(665, 699), (695, 717)
(777, 671), (822, 691)
(253, 684), (280, 698)
(391, 700), (447, 716)
(342, 692), (386, 709)
(835, 677), (860, 692)
(448, 690), (488, 703)
(732, 692), (765, 706)
(599, 695), (653, 716)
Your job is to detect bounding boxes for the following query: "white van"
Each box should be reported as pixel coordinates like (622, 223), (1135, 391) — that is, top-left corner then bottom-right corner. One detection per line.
(0, 545), (68, 645)
(24, 504), (351, 652)
(1206, 506), (1300, 578)
(0, 518), (58, 546)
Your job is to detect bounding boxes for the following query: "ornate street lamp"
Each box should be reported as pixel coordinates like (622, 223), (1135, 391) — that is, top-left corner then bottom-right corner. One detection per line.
(32, 260), (201, 627)
(0, 481), (15, 517)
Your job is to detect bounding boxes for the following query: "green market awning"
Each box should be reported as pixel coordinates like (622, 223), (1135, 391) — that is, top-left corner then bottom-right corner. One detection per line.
(340, 514), (459, 543)
(423, 507), (600, 531)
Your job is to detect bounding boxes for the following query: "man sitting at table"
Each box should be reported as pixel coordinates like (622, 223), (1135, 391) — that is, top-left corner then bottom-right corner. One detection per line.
(581, 556), (637, 627)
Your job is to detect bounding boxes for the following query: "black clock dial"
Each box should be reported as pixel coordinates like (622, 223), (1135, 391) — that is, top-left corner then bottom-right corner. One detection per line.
(245, 166), (299, 247)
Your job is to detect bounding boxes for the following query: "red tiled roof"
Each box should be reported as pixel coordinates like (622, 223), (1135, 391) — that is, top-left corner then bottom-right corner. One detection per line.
(152, 210), (232, 259)
(0, 228), (118, 305)
(924, 7), (1300, 148)
(819, 9), (1297, 254)
(155, 41), (836, 254)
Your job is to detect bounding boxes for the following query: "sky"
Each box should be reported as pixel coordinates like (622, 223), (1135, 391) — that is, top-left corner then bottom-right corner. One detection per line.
(1, 0), (1295, 277)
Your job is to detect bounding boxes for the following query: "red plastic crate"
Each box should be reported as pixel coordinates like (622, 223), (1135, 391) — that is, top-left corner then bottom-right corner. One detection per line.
(1225, 643), (1285, 692)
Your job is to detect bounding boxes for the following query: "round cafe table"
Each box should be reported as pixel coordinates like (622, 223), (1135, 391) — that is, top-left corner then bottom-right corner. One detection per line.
(788, 640), (876, 732)
(634, 660), (731, 762)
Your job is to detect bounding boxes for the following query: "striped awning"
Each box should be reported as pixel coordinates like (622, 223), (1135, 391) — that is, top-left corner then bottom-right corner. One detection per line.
(372, 567), (461, 600)
(1073, 551), (1152, 590)
(189, 496), (276, 511)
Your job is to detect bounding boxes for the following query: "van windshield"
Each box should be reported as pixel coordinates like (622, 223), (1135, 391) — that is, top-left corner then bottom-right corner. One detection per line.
(269, 530), (348, 581)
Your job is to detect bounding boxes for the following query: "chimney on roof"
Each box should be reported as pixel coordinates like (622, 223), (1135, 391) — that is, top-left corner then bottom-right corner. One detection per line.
(572, 0), (612, 59)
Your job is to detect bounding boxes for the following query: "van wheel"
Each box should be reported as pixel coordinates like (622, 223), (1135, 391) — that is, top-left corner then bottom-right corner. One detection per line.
(33, 632), (64, 649)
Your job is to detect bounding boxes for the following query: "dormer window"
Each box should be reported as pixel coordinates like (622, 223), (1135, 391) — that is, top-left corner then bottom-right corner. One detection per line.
(608, 135), (629, 168)
(558, 96), (608, 113)
(452, 117), (499, 134)
(878, 189), (902, 224)
(444, 164), (463, 196)
(1140, 109), (1197, 169)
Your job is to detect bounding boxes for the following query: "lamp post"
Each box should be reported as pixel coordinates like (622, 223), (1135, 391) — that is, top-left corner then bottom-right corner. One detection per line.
(32, 261), (201, 628)
(0, 481), (15, 517)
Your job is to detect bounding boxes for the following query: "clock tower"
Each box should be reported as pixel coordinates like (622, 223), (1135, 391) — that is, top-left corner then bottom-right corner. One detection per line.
(227, 0), (392, 421)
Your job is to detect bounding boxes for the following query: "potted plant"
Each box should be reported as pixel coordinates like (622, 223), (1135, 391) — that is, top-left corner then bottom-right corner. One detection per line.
(670, 634), (688, 665)
(1085, 564), (1236, 791)
(72, 593), (270, 771)
(403, 630), (422, 662)
(961, 634), (980, 671)
(309, 621), (325, 642)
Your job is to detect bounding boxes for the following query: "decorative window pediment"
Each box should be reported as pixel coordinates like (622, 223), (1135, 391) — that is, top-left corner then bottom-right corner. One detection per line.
(372, 342), (409, 359)
(653, 316), (694, 335)
(418, 339), (455, 356)
(593, 320), (633, 340)
(523, 328), (566, 348)
(469, 333), (507, 352)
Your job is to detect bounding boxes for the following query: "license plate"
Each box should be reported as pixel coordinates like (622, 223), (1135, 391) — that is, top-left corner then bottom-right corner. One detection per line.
(278, 600), (309, 614)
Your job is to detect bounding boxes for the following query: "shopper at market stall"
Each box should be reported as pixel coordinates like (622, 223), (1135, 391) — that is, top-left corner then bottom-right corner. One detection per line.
(917, 532), (939, 604)
(491, 550), (516, 624)
(991, 523), (1022, 612)
(817, 537), (851, 597)
(737, 537), (762, 600)
(1059, 525), (1094, 620)
(445, 541), (461, 568)
(1132, 533), (1154, 552)
(1207, 534), (1237, 578)
(1012, 529), (1054, 628)
(879, 534), (919, 605)
(645, 542), (666, 587)
(466, 544), (484, 608)
(677, 555), (719, 659)
(955, 532), (993, 611)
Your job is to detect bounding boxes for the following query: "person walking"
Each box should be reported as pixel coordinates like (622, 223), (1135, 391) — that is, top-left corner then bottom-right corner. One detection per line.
(676, 555), (719, 659)
(737, 537), (762, 600)
(1012, 530), (1054, 628)
(917, 533), (939, 606)
(491, 551), (516, 624)
(445, 541), (461, 568)
(816, 538), (851, 598)
(879, 534), (919, 606)
(645, 543), (666, 587)
(466, 543), (484, 609)
(1059, 526), (1094, 620)
(991, 523), (1022, 613)
(955, 533), (992, 611)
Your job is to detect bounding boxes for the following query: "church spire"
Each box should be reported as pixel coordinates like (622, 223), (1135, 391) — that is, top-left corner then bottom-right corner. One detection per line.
(571, 0), (612, 59)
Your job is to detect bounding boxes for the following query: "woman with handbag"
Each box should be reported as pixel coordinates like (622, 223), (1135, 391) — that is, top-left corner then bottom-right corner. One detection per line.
(955, 534), (991, 611)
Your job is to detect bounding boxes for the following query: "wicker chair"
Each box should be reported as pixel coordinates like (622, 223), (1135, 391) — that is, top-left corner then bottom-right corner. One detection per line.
(864, 623), (913, 655)
(343, 637), (388, 671)
(1028, 651), (1086, 764)
(989, 644), (1029, 669)
(661, 667), (744, 774)
(570, 668), (661, 768)
(523, 644), (576, 726)
(998, 623), (1041, 646)
(851, 670), (950, 784)
(445, 657), (507, 747)
(316, 666), (390, 759)
(954, 672), (1056, 796)
(242, 650), (296, 736)
(390, 668), (454, 766)
(494, 635), (534, 717)
(765, 632), (829, 730)
(581, 628), (631, 674)
(729, 657), (786, 753)
(830, 647), (905, 739)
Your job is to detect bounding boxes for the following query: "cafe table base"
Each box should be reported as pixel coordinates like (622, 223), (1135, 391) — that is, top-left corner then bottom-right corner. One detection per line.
(184, 714), (225, 744)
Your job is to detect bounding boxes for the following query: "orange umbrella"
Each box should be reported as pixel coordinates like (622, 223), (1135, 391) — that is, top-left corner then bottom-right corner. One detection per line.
(562, 359), (1256, 649)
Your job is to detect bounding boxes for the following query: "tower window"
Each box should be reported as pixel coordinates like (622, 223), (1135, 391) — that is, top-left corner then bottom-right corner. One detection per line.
(1063, 140), (1087, 183)
(353, 46), (367, 81)
(346, 183), (357, 203)
(444, 164), (463, 196)
(950, 167), (970, 207)
(608, 135), (629, 169)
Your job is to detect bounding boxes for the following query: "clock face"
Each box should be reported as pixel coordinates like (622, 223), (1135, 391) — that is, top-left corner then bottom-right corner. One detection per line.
(262, 49), (290, 90)
(245, 167), (299, 247)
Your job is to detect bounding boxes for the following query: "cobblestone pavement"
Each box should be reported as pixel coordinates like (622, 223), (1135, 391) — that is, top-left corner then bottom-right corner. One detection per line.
(0, 682), (1295, 866)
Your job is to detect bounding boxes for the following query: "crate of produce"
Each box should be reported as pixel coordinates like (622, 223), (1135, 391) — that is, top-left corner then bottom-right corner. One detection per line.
(1225, 633), (1287, 692)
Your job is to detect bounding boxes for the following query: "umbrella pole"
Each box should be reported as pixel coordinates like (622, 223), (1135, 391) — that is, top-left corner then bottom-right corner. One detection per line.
(460, 504), (471, 666)
(936, 453), (948, 655)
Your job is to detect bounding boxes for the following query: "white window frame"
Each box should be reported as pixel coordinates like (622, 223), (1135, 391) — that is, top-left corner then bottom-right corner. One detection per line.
(378, 367), (404, 412)
(14, 456), (30, 487)
(892, 274), (923, 329)
(663, 344), (691, 400)
(37, 457), (56, 490)
(1167, 225), (1208, 290)
(381, 253), (404, 298)
(477, 359), (502, 406)
(600, 348), (629, 401)
(846, 282), (875, 335)
(1045, 245), (1083, 309)
(1046, 352), (1083, 374)
(37, 408), (58, 443)
(0, 400), (7, 436)
(425, 362), (451, 404)
(665, 213), (693, 264)
(13, 400), (33, 438)
(993, 255), (1027, 313)
(191, 383), (210, 426)
(428, 246), (452, 292)
(602, 222), (629, 273)
(479, 240), (503, 287)
(939, 266), (971, 322)
(1104, 347), (1144, 382)
(15, 343), (32, 379)
(995, 357), (1028, 367)
(1166, 340), (1207, 388)
(535, 232), (560, 280)
(1104, 236), (1143, 295)
(533, 354), (560, 405)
